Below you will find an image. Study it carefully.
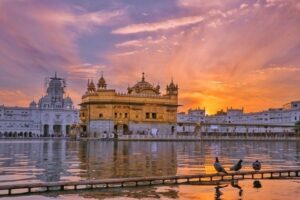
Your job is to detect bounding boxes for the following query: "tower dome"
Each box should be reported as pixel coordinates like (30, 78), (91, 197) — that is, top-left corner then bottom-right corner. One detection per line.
(86, 79), (96, 94)
(166, 78), (178, 95)
(97, 72), (107, 89)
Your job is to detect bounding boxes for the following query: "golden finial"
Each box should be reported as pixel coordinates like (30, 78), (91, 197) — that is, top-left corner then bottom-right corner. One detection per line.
(142, 72), (145, 82)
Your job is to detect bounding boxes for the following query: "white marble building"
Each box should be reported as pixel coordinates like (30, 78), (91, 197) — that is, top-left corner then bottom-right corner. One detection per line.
(177, 108), (205, 133)
(0, 74), (79, 137)
(177, 101), (300, 134)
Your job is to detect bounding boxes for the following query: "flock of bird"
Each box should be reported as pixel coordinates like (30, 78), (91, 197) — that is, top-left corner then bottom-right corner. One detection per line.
(214, 157), (261, 174)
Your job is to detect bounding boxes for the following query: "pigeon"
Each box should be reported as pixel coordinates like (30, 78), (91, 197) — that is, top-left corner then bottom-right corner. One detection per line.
(230, 159), (243, 171)
(252, 160), (261, 171)
(253, 180), (262, 188)
(231, 180), (243, 196)
(215, 184), (228, 198)
(214, 157), (228, 174)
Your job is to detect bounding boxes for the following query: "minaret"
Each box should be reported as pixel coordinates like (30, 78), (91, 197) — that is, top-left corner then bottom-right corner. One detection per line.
(166, 77), (178, 96)
(90, 79), (96, 91)
(86, 79), (96, 93)
(97, 72), (107, 90)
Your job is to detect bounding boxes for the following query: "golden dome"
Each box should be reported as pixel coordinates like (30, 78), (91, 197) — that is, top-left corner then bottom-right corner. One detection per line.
(128, 73), (160, 95)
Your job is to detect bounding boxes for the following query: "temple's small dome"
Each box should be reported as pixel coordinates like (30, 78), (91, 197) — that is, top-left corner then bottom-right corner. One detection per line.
(169, 81), (176, 88)
(97, 73), (107, 89)
(64, 96), (73, 104)
(90, 80), (95, 87)
(89, 80), (96, 90)
(166, 78), (178, 95)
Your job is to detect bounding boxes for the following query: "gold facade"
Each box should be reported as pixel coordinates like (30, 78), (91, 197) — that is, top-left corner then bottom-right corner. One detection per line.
(80, 73), (179, 136)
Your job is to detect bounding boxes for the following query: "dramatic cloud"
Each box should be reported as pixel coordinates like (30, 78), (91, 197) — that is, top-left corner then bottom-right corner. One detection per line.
(177, 0), (238, 8)
(108, 0), (300, 114)
(1, 0), (300, 114)
(40, 9), (124, 34)
(0, 0), (123, 106)
(115, 40), (144, 48)
(0, 89), (38, 107)
(112, 16), (204, 34)
(67, 64), (107, 80)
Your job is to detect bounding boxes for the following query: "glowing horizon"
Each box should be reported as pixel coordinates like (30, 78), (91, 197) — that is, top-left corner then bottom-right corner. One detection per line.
(1, 0), (300, 114)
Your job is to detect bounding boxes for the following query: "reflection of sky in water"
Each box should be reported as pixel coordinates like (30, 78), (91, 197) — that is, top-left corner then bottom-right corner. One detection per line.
(0, 180), (299, 200)
(0, 140), (299, 184)
(0, 140), (299, 199)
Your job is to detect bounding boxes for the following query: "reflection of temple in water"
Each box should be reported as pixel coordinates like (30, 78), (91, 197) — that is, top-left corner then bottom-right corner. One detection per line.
(77, 186), (179, 200)
(0, 140), (70, 183)
(0, 140), (299, 185)
(78, 141), (178, 179)
(35, 141), (67, 182)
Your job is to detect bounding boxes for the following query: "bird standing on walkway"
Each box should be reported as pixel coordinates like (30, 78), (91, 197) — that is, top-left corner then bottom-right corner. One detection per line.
(230, 159), (243, 171)
(252, 160), (261, 171)
(214, 157), (228, 174)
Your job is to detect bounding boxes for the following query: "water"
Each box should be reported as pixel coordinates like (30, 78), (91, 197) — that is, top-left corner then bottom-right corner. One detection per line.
(0, 140), (299, 199)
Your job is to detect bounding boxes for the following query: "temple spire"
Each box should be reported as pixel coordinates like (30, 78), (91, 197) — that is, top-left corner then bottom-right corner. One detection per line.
(142, 72), (145, 82)
(166, 77), (178, 96)
(97, 72), (107, 89)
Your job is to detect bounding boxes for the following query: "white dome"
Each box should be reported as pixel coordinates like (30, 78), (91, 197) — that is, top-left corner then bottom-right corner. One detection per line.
(64, 96), (73, 103)
(29, 101), (37, 108)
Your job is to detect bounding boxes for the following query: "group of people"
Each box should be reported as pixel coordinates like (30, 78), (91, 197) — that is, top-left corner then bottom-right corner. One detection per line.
(214, 157), (261, 174)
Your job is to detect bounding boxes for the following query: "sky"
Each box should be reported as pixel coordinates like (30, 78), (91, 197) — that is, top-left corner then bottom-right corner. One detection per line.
(1, 0), (300, 114)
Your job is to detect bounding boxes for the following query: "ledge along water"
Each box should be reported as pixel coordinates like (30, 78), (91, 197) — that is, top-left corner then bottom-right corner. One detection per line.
(117, 135), (300, 141)
(0, 169), (299, 196)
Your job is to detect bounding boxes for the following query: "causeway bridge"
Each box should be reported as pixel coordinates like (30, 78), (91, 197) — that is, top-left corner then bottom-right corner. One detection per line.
(0, 169), (299, 196)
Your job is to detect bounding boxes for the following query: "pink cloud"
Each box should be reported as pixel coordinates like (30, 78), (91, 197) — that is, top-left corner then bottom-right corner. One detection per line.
(0, 89), (39, 107)
(108, 1), (300, 113)
(1, 0), (300, 114)
(112, 15), (204, 34)
(0, 0), (123, 108)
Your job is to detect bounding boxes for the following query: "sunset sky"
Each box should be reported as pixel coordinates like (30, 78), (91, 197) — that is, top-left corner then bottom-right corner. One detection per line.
(1, 0), (300, 114)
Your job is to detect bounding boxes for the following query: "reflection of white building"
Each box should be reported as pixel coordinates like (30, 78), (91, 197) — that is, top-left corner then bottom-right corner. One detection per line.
(177, 101), (300, 133)
(0, 74), (79, 137)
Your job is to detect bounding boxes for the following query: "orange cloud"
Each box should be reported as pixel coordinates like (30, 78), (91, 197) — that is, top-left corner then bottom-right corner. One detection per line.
(0, 89), (39, 107)
(1, 0), (300, 115)
(107, 1), (300, 114)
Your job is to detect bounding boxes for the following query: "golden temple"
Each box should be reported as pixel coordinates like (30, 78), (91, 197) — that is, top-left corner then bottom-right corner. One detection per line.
(80, 73), (179, 137)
